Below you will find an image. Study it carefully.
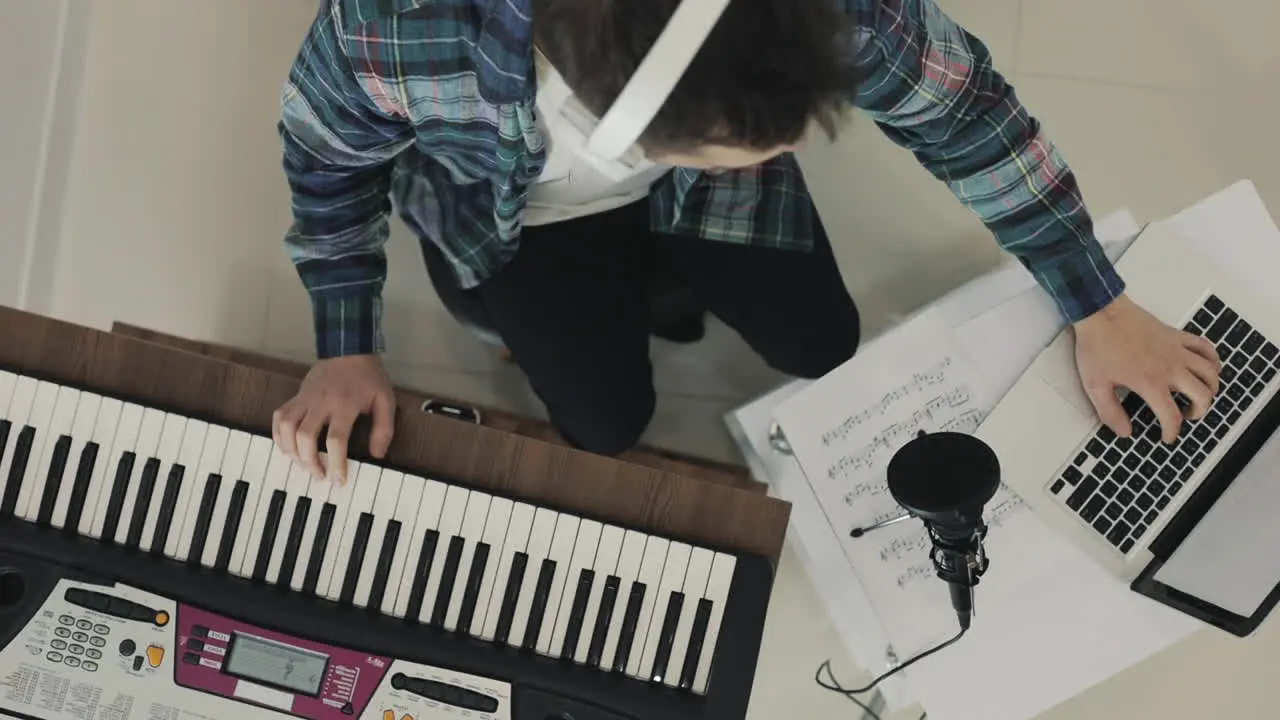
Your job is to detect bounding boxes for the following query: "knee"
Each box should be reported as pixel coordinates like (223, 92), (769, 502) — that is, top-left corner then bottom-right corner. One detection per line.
(767, 310), (861, 380)
(552, 386), (656, 457)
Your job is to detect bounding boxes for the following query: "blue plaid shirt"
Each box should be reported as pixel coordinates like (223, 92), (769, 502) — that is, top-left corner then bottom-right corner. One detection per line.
(281, 0), (1125, 358)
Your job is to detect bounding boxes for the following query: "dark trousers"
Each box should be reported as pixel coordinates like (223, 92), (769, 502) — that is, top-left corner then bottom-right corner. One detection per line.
(473, 198), (860, 455)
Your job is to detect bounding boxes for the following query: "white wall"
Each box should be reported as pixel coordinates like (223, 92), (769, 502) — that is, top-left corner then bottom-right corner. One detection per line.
(0, 0), (90, 311)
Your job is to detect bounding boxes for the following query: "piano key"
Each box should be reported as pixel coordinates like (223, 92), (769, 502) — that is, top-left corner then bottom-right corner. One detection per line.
(665, 548), (713, 688)
(404, 528), (441, 622)
(494, 552), (528, 645)
(650, 592), (685, 685)
(214, 481), (251, 572)
(443, 493), (492, 631)
(35, 435), (72, 526)
(265, 463), (314, 584)
(535, 514), (581, 655)
(326, 463), (383, 601)
(576, 525), (624, 664)
(13, 381), (62, 519)
(124, 458), (161, 548)
(601, 530), (647, 671)
(150, 463), (185, 554)
(135, 413), (187, 552)
(469, 498), (515, 636)
(245, 448), (295, 580)
(680, 599), (714, 691)
(561, 569), (595, 659)
(430, 537), (466, 627)
(636, 541), (688, 680)
(24, 385), (80, 522)
(338, 513), (375, 606)
(75, 397), (122, 536)
(588, 576), (621, 668)
(0, 420), (10, 506)
(419, 485), (469, 625)
(481, 502), (534, 641)
(159, 418), (208, 556)
(353, 470), (403, 608)
(50, 392), (102, 530)
(524, 559), (556, 651)
(200, 430), (252, 568)
(99, 451), (136, 542)
(509, 508), (558, 648)
(186, 474), (222, 564)
(692, 553), (736, 694)
(225, 436), (274, 575)
(173, 424), (228, 560)
(0, 376), (38, 515)
(63, 438), (100, 533)
(277, 495), (311, 586)
(0, 427), (34, 517)
(614, 583), (646, 674)
(289, 474), (333, 593)
(621, 536), (669, 675)
(301, 502), (337, 596)
(456, 542), (491, 635)
(366, 519), (401, 611)
(382, 474), (429, 617)
(110, 408), (166, 545)
(315, 460), (362, 597)
(550, 519), (601, 658)
(0, 371), (16, 415)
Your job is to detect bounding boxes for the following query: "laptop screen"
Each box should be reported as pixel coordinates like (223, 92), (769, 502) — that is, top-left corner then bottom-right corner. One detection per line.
(1151, 428), (1280, 618)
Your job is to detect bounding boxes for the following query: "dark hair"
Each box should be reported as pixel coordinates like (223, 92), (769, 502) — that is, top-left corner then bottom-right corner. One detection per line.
(532, 0), (860, 153)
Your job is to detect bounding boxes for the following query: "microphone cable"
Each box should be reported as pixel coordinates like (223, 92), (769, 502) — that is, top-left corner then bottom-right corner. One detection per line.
(814, 625), (967, 719)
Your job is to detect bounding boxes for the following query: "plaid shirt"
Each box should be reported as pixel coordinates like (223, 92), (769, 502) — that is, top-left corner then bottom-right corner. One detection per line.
(281, 0), (1125, 358)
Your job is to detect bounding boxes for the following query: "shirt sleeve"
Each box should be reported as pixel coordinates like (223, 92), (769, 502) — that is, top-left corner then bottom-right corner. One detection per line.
(851, 0), (1125, 322)
(279, 4), (414, 358)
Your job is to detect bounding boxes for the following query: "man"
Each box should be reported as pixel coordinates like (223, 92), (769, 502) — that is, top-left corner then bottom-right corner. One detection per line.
(273, 0), (1221, 482)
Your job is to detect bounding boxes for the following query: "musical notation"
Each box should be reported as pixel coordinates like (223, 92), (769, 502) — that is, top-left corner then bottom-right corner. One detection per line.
(820, 357), (955, 447)
(827, 388), (977, 481)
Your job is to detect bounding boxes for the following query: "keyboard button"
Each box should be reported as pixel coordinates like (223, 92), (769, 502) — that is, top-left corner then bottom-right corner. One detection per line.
(1119, 538), (1136, 554)
(1122, 454), (1141, 471)
(1251, 380), (1266, 397)
(1226, 408), (1243, 426)
(1139, 460), (1158, 478)
(1106, 522), (1131, 548)
(1263, 341), (1279, 362)
(1170, 480), (1185, 495)
(1104, 448), (1124, 466)
(1191, 308), (1214, 329)
(1221, 364), (1237, 385)
(1050, 479), (1066, 495)
(1103, 503), (1122, 521)
(1099, 480), (1120, 498)
(1123, 507), (1143, 526)
(1249, 355), (1269, 375)
(1134, 438), (1154, 457)
(1062, 466), (1083, 485)
(1116, 488), (1136, 506)
(1226, 320), (1251, 347)
(1092, 517), (1113, 535)
(1134, 522), (1149, 538)
(1081, 496), (1106, 523)
(1066, 480), (1098, 511)
(1125, 474), (1144, 492)
(1156, 496), (1171, 511)
(1204, 295), (1225, 315)
(1086, 439), (1105, 457)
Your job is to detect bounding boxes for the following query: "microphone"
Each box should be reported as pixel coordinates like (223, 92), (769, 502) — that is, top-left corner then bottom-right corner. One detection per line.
(884, 431), (1001, 631)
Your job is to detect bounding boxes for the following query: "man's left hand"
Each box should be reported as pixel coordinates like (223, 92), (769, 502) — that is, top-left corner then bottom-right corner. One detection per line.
(1074, 294), (1222, 443)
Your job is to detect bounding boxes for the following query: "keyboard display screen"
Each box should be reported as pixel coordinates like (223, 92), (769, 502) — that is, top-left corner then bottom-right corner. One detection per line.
(1048, 294), (1280, 554)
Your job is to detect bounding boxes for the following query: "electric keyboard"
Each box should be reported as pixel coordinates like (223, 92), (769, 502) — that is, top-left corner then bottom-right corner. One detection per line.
(0, 307), (788, 720)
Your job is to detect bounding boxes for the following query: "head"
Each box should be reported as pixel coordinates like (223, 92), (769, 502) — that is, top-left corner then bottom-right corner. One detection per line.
(532, 0), (860, 171)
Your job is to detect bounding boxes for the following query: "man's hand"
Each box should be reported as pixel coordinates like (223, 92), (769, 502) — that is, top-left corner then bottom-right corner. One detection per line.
(1074, 295), (1222, 443)
(272, 355), (397, 483)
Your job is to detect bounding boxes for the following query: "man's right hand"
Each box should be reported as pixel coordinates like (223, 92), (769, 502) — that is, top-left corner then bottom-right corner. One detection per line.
(272, 355), (397, 483)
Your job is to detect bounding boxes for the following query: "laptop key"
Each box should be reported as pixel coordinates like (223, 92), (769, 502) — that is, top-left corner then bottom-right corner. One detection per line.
(1144, 509), (1159, 525)
(1116, 488), (1136, 506)
(1066, 480), (1098, 511)
(1249, 355), (1268, 375)
(1106, 522), (1131, 547)
(1123, 507), (1143, 526)
(1092, 517), (1113, 536)
(1085, 439), (1105, 457)
(1050, 479), (1066, 495)
(1262, 341), (1279, 362)
(1119, 538), (1136, 554)
(1150, 446), (1170, 464)
(1134, 493), (1154, 511)
(1080, 496), (1106, 523)
(1099, 480), (1120, 498)
(1204, 295), (1225, 315)
(1103, 503), (1122, 521)
(1062, 466), (1083, 485)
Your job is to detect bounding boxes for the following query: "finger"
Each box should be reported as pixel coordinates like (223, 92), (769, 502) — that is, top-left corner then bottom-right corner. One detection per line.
(324, 408), (360, 484)
(273, 403), (304, 461)
(1182, 333), (1221, 367)
(1183, 350), (1221, 399)
(1141, 384), (1184, 444)
(1173, 371), (1215, 422)
(1085, 383), (1132, 438)
(369, 391), (397, 459)
(295, 410), (328, 480)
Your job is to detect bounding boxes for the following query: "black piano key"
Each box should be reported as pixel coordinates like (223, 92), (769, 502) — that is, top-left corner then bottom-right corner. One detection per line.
(339, 513), (375, 606)
(36, 436), (72, 526)
(587, 576), (621, 668)
(404, 529), (441, 622)
(301, 503), (337, 596)
(679, 599), (714, 690)
(650, 592), (685, 683)
(612, 582), (647, 673)
(366, 519), (401, 611)
(0, 421), (10, 472)
(430, 537), (466, 627)
(100, 451), (137, 541)
(149, 464), (185, 553)
(63, 441), (99, 532)
(494, 553), (529, 645)
(457, 543), (491, 635)
(252, 490), (288, 582)
(186, 474), (221, 564)
(124, 458), (161, 548)
(214, 481), (251, 572)
(561, 569), (596, 659)
(277, 497), (312, 586)
(523, 559), (557, 650)
(1, 427), (36, 517)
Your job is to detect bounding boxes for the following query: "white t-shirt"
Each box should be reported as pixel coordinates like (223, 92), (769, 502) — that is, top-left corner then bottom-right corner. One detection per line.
(523, 52), (672, 227)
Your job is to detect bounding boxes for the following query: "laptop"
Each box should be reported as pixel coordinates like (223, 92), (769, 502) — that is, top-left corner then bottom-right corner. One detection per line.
(976, 221), (1280, 636)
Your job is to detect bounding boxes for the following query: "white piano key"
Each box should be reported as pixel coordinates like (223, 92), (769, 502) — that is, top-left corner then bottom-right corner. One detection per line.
(199, 430), (251, 568)
(13, 381), (62, 519)
(110, 408), (166, 544)
(470, 498), (515, 636)
(77, 398), (123, 536)
(226, 436), (274, 574)
(381, 473), (426, 616)
(22, 385), (80, 521)
(510, 508), (558, 648)
(314, 459), (362, 593)
(693, 553), (736, 695)
(173, 424), (228, 560)
(161, 419), (210, 557)
(266, 461), (314, 584)
(639, 542), (691, 682)
(576, 525), (625, 664)
(444, 493), (493, 632)
(51, 392), (102, 530)
(536, 514), (581, 655)
(0, 377), (37, 515)
(323, 462), (380, 600)
(626, 537), (671, 678)
(88, 402), (144, 540)
(240, 446), (294, 577)
(0, 371), (16, 415)
(601, 530), (648, 671)
(392, 478), (446, 618)
(136, 413), (188, 551)
(419, 485), (470, 624)
(665, 547), (714, 687)
(353, 469), (403, 608)
(481, 502), (535, 641)
(549, 519), (601, 658)
(290, 471), (334, 592)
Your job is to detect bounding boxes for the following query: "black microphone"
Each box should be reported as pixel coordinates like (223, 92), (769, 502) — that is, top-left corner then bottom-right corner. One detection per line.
(886, 431), (1001, 631)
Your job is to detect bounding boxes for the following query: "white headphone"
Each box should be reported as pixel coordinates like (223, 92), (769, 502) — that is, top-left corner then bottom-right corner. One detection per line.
(584, 0), (734, 161)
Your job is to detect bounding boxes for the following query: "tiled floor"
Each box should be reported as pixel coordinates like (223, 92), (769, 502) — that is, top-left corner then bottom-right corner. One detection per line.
(47, 0), (1280, 717)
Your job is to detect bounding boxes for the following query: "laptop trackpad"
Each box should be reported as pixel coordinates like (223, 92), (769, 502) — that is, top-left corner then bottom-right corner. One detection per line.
(1152, 429), (1280, 618)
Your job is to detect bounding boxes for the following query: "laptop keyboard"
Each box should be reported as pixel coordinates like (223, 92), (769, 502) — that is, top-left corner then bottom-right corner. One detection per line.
(1048, 294), (1280, 554)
